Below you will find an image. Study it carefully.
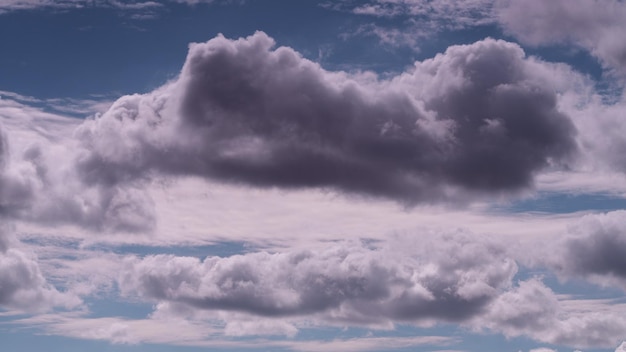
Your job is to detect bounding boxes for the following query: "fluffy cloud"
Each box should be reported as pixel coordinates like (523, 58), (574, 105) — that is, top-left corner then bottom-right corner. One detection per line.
(0, 98), (156, 233)
(118, 232), (516, 325)
(76, 32), (577, 203)
(496, 0), (626, 76)
(562, 92), (626, 172)
(114, 229), (626, 348)
(0, 224), (80, 312)
(477, 278), (626, 348)
(543, 211), (626, 290)
(0, 121), (37, 216)
(345, 0), (626, 77)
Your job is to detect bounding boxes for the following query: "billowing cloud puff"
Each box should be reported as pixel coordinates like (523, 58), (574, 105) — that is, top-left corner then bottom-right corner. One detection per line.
(77, 32), (577, 203)
(0, 224), (80, 312)
(118, 232), (517, 324)
(477, 278), (626, 348)
(116, 231), (626, 348)
(546, 211), (626, 290)
(0, 99), (156, 233)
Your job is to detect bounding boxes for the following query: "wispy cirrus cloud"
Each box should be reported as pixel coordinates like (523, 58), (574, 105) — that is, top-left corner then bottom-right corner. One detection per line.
(0, 0), (213, 19)
(342, 0), (626, 77)
(0, 0), (161, 13)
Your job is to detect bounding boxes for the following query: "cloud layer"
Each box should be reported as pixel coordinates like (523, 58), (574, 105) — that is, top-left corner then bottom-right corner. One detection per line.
(1, 27), (626, 351)
(119, 232), (516, 324)
(113, 230), (626, 348)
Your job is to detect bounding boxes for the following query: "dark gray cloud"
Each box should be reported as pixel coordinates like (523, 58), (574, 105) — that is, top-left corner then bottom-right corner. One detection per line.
(550, 211), (626, 289)
(77, 32), (577, 203)
(119, 232), (517, 323)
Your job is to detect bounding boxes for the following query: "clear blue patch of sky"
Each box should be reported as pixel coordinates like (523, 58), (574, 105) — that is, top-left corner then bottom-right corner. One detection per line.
(83, 296), (155, 319)
(493, 192), (626, 214)
(0, 0), (371, 99)
(2, 0), (614, 113)
(98, 241), (252, 258)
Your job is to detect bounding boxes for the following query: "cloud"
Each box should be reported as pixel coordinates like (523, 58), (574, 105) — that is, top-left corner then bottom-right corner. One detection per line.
(542, 211), (626, 290)
(334, 0), (497, 51)
(0, 0), (213, 14)
(343, 0), (626, 77)
(560, 90), (626, 172)
(0, 0), (157, 12)
(76, 32), (577, 203)
(0, 97), (156, 233)
(0, 122), (35, 215)
(496, 0), (626, 76)
(117, 231), (516, 326)
(476, 278), (626, 348)
(278, 336), (458, 352)
(0, 224), (80, 312)
(105, 228), (626, 348)
(353, 0), (496, 25)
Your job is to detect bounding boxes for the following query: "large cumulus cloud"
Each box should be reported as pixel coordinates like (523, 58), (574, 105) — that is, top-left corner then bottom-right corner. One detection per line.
(77, 32), (577, 203)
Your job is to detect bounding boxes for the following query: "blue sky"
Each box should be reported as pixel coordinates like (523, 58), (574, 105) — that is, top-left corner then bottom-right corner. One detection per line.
(1, 1), (626, 352)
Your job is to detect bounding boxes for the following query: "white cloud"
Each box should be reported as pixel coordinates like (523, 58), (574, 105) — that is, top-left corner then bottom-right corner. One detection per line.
(118, 232), (516, 325)
(539, 210), (626, 291)
(344, 0), (626, 77)
(476, 278), (626, 348)
(0, 96), (156, 233)
(0, 224), (81, 312)
(496, 0), (626, 76)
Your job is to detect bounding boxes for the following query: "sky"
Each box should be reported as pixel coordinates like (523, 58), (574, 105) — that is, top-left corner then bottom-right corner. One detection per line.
(1, 0), (626, 351)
